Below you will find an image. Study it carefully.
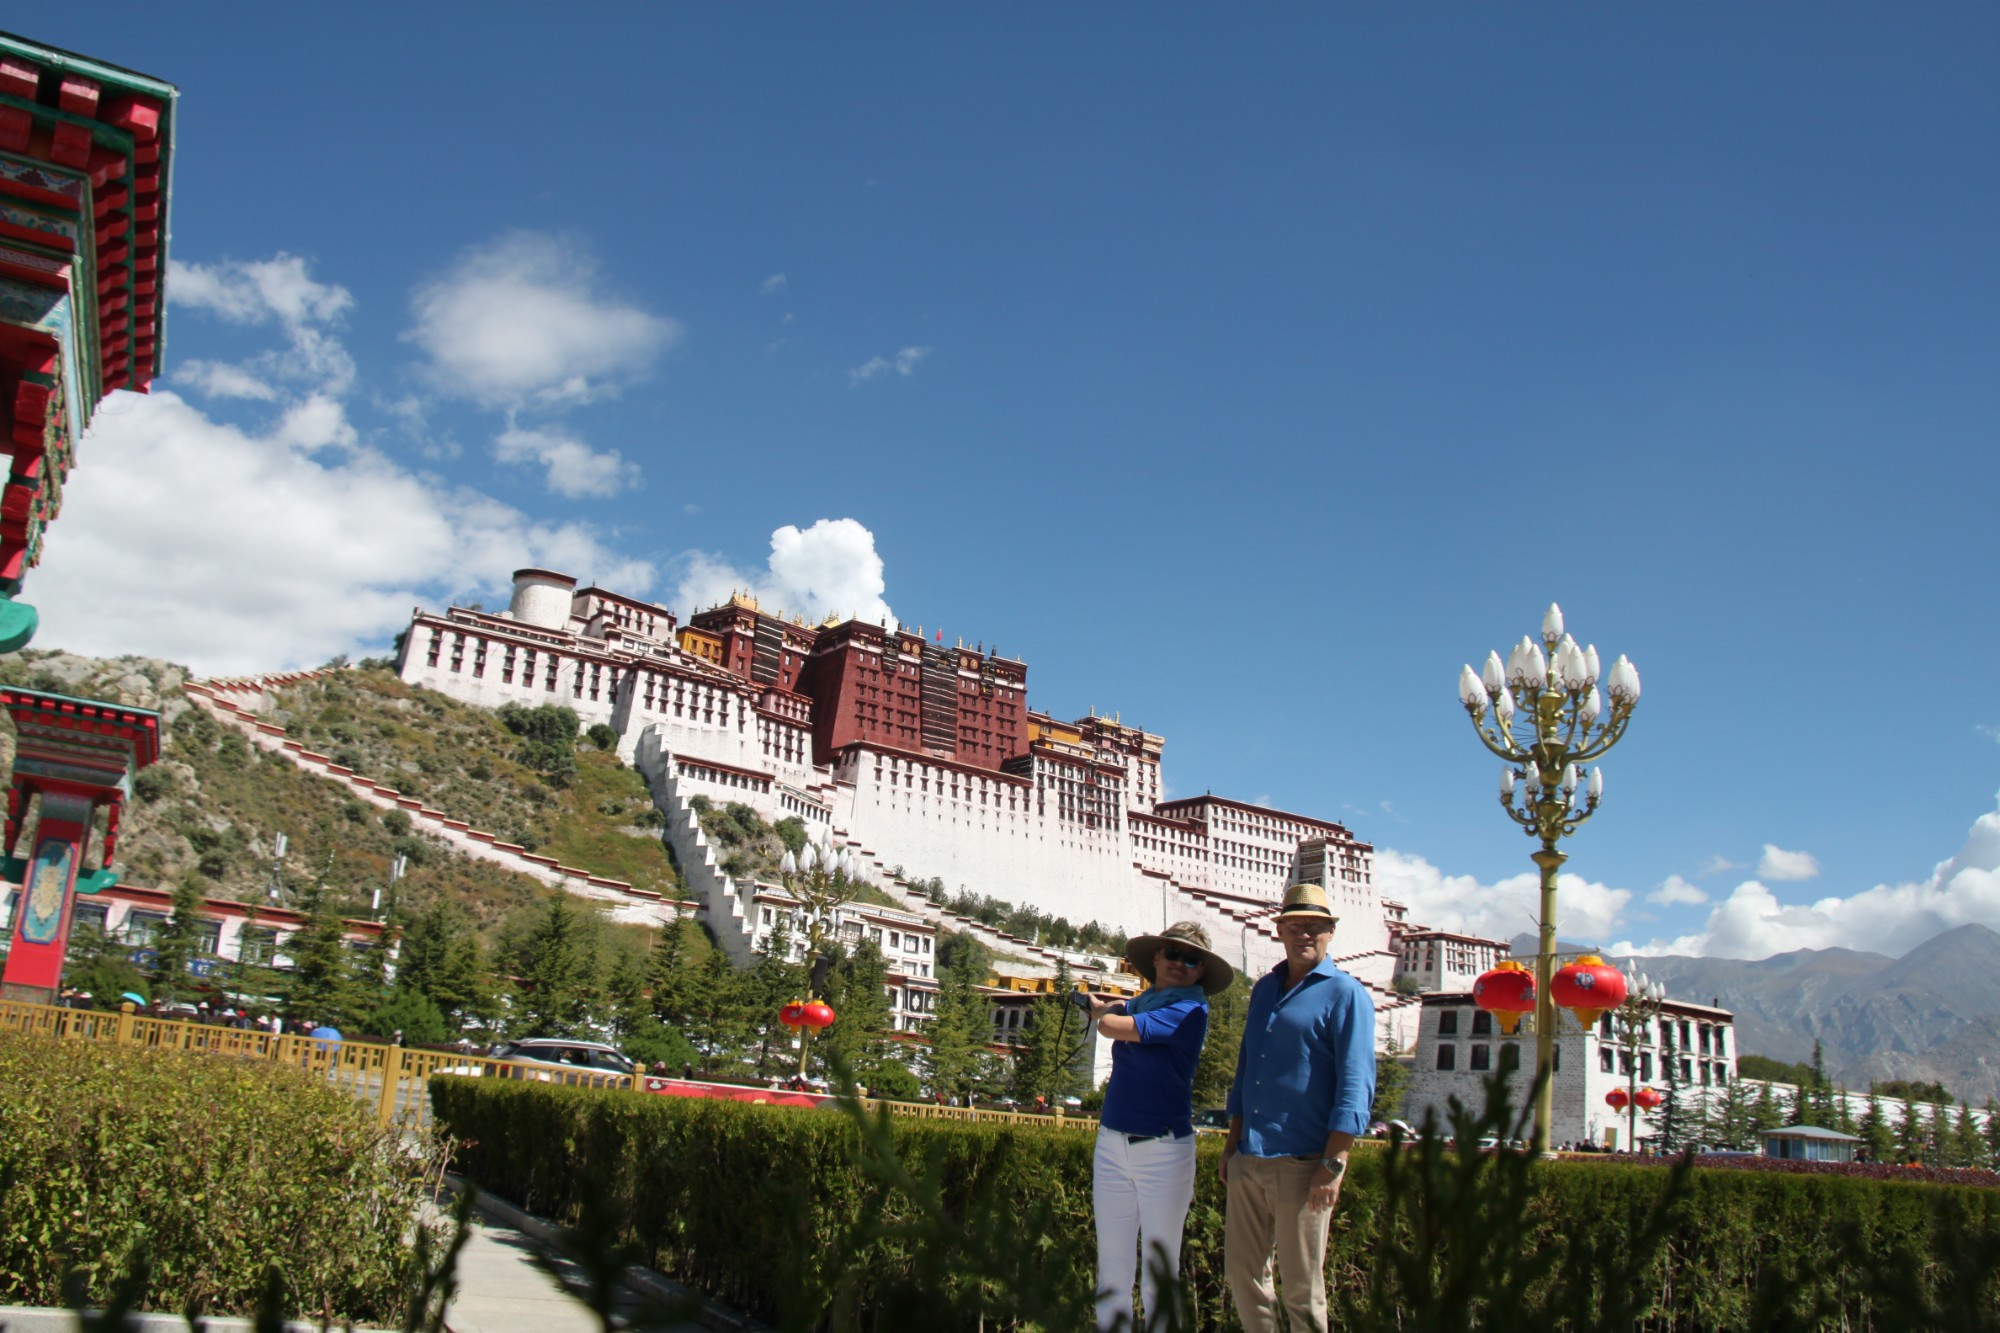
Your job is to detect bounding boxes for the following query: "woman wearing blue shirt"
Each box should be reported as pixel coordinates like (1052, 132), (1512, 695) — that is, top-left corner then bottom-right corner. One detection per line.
(1084, 921), (1234, 1332)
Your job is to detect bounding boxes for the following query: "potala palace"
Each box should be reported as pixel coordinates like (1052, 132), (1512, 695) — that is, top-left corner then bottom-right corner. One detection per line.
(394, 568), (1505, 1037)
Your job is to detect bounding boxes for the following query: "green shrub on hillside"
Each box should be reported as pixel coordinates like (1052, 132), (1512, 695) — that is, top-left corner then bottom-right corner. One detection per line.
(0, 1034), (443, 1322)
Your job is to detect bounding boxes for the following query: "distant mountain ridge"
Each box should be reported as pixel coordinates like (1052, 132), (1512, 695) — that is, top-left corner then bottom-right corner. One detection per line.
(1509, 925), (2000, 1104)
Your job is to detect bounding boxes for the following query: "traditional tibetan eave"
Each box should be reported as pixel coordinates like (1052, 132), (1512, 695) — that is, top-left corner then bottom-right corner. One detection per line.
(0, 31), (175, 648)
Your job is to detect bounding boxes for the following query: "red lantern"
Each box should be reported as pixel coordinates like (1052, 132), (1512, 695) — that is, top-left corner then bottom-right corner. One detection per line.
(800, 1001), (836, 1030)
(779, 1001), (806, 1030)
(1472, 961), (1536, 1035)
(1605, 1087), (1631, 1111)
(1634, 1086), (1663, 1111)
(1551, 954), (1627, 1032)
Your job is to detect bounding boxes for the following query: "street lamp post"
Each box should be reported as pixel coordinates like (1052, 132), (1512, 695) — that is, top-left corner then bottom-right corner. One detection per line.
(1459, 603), (1641, 1155)
(778, 840), (860, 1078)
(1613, 969), (1667, 1151)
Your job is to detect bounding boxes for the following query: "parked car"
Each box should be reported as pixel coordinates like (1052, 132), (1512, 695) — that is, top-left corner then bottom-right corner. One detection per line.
(450, 1038), (637, 1085)
(1193, 1108), (1231, 1134)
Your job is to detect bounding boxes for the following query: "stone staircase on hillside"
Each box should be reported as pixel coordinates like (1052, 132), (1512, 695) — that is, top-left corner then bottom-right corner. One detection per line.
(185, 673), (682, 928)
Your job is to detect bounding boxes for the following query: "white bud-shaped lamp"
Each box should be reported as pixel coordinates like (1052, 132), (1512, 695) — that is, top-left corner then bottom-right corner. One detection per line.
(1482, 651), (1506, 695)
(1543, 603), (1565, 644)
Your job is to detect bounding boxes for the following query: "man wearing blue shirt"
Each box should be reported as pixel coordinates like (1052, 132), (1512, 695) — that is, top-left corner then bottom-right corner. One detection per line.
(1221, 882), (1376, 1332)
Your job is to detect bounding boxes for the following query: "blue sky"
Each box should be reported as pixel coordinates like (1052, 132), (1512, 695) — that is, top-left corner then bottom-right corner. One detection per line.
(25, 6), (2000, 960)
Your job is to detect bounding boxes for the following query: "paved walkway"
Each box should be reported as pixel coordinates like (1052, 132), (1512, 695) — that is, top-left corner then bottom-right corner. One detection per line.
(435, 1187), (730, 1333)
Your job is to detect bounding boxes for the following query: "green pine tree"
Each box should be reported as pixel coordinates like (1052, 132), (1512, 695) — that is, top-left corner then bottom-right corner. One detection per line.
(1708, 1078), (1757, 1149)
(1807, 1038), (1832, 1126)
(1006, 959), (1086, 1107)
(1751, 1081), (1785, 1136)
(1948, 1102), (1983, 1169)
(1191, 973), (1251, 1111)
(926, 933), (992, 1102)
(1833, 1084), (1858, 1135)
(508, 895), (599, 1038)
(1894, 1094), (1924, 1163)
(683, 946), (752, 1076)
(1858, 1090), (1892, 1162)
(819, 939), (896, 1087)
(149, 878), (209, 1009)
(747, 912), (808, 1079)
(1984, 1099), (2000, 1172)
(284, 877), (356, 1028)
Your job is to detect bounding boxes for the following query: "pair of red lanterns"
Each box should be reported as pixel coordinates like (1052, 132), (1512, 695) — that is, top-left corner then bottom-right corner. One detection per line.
(779, 999), (836, 1031)
(1471, 954), (1629, 1035)
(1606, 1085), (1663, 1112)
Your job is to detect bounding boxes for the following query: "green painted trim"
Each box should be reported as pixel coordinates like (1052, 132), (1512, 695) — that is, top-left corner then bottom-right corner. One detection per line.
(76, 868), (119, 894)
(0, 593), (36, 655)
(0, 31), (180, 101)
(0, 856), (22, 885)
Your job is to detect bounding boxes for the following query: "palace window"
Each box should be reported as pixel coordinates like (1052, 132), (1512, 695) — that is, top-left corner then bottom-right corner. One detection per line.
(1471, 1011), (1493, 1036)
(1601, 1047), (1615, 1073)
(1469, 1044), (1491, 1072)
(1436, 1010), (1459, 1037)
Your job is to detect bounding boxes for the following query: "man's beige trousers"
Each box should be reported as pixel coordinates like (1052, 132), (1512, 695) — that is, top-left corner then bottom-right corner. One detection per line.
(1224, 1153), (1333, 1333)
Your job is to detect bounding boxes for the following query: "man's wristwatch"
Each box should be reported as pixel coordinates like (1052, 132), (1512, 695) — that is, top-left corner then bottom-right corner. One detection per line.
(1320, 1156), (1347, 1177)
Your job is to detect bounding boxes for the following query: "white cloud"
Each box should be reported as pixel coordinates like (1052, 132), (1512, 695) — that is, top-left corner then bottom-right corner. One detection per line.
(760, 272), (787, 295)
(173, 254), (353, 328)
(1756, 844), (1820, 882)
(406, 232), (682, 407)
(173, 360), (278, 402)
(167, 254), (355, 397)
(674, 517), (893, 625)
(1373, 847), (1633, 946)
(30, 392), (649, 674)
(849, 346), (931, 384)
(1697, 855), (1741, 877)
(1615, 794), (2000, 960)
(1648, 876), (1709, 907)
(493, 426), (640, 499)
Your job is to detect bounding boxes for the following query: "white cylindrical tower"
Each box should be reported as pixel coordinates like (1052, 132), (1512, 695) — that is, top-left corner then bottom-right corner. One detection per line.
(508, 568), (577, 630)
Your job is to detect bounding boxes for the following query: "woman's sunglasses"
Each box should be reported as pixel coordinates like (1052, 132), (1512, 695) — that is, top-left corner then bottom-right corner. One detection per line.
(1159, 946), (1204, 967)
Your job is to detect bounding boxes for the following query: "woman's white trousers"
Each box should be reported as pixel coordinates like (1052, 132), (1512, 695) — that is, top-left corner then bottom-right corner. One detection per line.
(1093, 1127), (1198, 1332)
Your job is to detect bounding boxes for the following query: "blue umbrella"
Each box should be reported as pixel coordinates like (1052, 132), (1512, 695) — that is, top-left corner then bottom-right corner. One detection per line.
(310, 1025), (342, 1041)
(120, 991), (147, 1005)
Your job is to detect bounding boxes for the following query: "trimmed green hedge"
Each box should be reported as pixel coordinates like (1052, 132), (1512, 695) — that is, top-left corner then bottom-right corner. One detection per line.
(0, 1033), (441, 1323)
(432, 1077), (2000, 1330)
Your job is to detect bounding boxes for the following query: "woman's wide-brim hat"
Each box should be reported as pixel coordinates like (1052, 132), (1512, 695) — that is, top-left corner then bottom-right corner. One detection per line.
(1274, 882), (1340, 926)
(1125, 921), (1235, 995)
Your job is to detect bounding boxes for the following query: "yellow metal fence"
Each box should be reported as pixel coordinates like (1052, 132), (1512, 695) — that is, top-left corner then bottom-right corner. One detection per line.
(0, 999), (1096, 1133)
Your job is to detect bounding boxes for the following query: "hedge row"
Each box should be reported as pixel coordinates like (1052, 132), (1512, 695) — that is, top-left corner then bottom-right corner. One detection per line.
(432, 1077), (2000, 1330)
(0, 1033), (443, 1323)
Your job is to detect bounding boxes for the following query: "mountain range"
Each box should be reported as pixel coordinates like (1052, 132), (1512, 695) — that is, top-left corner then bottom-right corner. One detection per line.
(1511, 924), (2000, 1105)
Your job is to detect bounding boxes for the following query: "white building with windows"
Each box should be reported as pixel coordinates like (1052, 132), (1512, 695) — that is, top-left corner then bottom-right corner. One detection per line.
(1403, 990), (1738, 1149)
(746, 887), (941, 1032)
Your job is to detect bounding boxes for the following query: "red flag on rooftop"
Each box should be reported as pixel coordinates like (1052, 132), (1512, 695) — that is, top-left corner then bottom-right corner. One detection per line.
(935, 629), (942, 642)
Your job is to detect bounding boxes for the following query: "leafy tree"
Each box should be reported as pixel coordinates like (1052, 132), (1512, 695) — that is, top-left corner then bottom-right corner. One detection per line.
(1876, 1077), (1954, 1105)
(1192, 973), (1251, 1111)
(508, 895), (599, 1038)
(370, 986), (451, 1044)
(148, 878), (210, 1008)
(585, 722), (618, 751)
(499, 702), (581, 787)
(1371, 1037), (1414, 1127)
(772, 817), (809, 854)
(63, 924), (145, 1010)
(927, 934), (992, 1102)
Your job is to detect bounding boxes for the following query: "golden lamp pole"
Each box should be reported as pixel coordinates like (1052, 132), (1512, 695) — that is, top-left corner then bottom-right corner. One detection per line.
(1458, 603), (1641, 1156)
